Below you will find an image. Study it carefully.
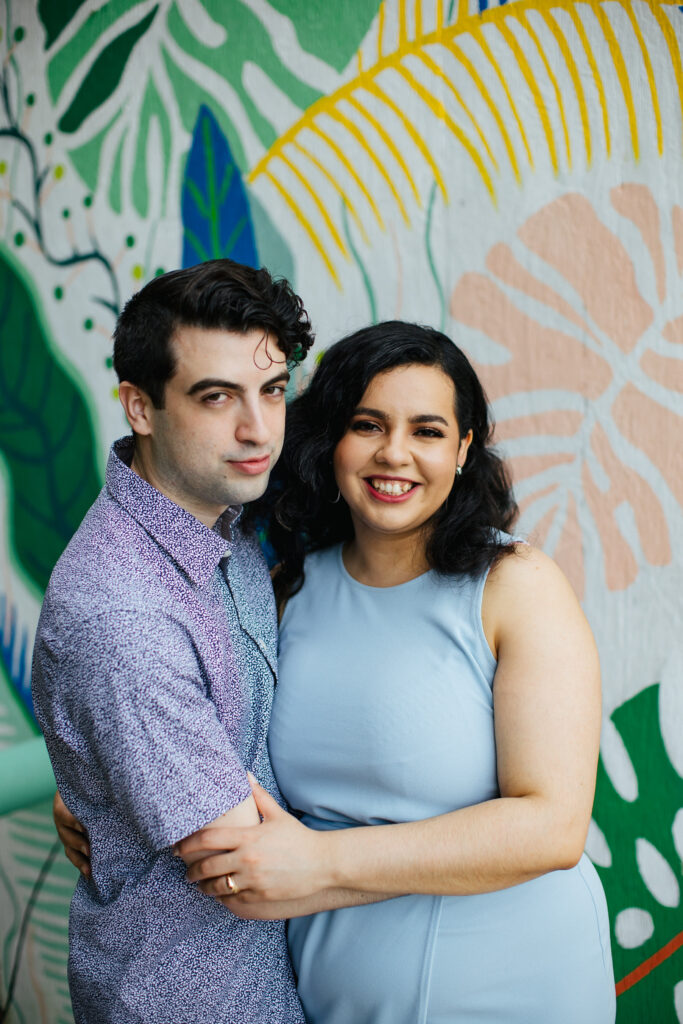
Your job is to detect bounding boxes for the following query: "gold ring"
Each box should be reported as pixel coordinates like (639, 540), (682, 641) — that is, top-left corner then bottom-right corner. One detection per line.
(225, 873), (239, 896)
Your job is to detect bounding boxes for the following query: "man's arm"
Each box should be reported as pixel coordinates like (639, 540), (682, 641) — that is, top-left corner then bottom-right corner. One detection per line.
(178, 795), (259, 866)
(38, 606), (254, 857)
(54, 788), (261, 873)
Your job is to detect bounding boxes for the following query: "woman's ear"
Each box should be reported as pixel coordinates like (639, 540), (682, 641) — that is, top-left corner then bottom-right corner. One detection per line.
(458, 428), (474, 470)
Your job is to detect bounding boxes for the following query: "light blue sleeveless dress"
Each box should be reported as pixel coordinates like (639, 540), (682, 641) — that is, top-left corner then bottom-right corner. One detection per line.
(268, 543), (616, 1024)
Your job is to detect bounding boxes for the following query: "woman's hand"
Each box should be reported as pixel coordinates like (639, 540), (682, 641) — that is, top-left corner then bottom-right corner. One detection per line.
(53, 790), (91, 877)
(176, 774), (331, 904)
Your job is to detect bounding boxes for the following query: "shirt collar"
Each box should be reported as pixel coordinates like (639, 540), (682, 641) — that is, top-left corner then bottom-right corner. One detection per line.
(106, 436), (242, 587)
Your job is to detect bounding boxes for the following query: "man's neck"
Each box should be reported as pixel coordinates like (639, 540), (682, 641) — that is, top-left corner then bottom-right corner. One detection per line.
(128, 445), (225, 530)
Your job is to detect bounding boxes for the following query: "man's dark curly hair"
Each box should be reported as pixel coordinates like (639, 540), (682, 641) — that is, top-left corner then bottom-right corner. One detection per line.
(113, 259), (314, 408)
(253, 320), (518, 604)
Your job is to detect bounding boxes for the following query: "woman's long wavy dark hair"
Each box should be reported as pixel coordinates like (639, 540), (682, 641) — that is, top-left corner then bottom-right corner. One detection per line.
(250, 321), (518, 604)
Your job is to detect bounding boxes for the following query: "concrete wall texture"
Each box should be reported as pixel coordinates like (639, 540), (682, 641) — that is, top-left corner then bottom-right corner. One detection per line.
(0, 1), (681, 1021)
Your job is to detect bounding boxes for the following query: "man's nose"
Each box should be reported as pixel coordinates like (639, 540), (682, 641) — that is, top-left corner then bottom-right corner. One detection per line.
(235, 400), (271, 446)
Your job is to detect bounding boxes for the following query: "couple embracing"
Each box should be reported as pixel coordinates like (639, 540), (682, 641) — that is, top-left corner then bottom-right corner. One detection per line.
(33, 259), (615, 1024)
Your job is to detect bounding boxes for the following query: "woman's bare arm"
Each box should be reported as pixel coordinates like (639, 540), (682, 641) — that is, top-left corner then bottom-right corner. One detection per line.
(178, 547), (601, 906)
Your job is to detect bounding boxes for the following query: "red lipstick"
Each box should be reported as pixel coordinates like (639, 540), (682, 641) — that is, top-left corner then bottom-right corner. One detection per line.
(363, 479), (418, 503)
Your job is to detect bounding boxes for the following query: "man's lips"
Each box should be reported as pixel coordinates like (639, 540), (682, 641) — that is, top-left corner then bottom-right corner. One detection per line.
(228, 455), (271, 476)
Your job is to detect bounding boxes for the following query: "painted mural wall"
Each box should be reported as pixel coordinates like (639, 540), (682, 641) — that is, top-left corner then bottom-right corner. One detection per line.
(0, 0), (681, 1020)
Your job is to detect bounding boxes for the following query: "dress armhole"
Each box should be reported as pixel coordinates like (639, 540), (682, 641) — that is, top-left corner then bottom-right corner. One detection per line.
(473, 568), (498, 670)
(475, 537), (528, 670)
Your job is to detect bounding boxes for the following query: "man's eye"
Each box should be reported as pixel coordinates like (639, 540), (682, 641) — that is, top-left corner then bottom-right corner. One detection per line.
(203, 392), (228, 404)
(264, 385), (286, 397)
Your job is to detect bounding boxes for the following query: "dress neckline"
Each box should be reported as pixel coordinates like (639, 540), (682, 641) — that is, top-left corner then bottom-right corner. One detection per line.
(336, 544), (433, 592)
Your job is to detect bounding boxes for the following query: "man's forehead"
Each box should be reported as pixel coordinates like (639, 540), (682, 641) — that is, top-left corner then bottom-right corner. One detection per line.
(170, 324), (287, 374)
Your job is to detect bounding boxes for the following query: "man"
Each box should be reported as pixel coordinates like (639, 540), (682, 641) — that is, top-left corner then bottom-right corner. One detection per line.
(31, 260), (314, 1023)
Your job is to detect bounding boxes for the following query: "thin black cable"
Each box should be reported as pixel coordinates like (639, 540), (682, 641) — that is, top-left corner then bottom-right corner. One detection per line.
(0, 839), (61, 1023)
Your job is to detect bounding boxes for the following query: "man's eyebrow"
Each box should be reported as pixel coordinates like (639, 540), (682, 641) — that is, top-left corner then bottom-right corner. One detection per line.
(187, 378), (237, 396)
(186, 371), (290, 396)
(353, 406), (450, 426)
(262, 370), (291, 388)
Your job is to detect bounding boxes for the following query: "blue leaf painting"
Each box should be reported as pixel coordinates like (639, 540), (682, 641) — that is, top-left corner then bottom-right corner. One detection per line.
(0, 594), (34, 723)
(182, 105), (258, 269)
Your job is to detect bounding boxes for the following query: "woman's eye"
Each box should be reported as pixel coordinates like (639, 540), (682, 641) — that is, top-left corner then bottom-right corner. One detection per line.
(351, 420), (380, 432)
(415, 427), (444, 438)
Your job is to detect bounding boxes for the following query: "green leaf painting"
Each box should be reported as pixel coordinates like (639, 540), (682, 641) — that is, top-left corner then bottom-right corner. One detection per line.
(37, 0), (90, 50)
(57, 6), (159, 135)
(40, 0), (376, 216)
(266, 0), (382, 72)
(593, 684), (683, 1021)
(0, 246), (101, 596)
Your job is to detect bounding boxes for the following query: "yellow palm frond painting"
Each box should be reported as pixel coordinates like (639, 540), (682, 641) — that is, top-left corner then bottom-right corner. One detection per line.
(247, 0), (683, 286)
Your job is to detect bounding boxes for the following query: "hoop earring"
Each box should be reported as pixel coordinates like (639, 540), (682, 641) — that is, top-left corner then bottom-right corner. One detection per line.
(330, 488), (341, 504)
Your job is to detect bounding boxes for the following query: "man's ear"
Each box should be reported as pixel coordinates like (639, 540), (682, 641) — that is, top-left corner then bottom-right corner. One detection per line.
(118, 381), (155, 436)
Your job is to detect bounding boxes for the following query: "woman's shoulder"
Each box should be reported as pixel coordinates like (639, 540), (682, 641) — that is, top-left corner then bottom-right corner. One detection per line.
(487, 541), (569, 589)
(484, 542), (583, 629)
(482, 543), (586, 659)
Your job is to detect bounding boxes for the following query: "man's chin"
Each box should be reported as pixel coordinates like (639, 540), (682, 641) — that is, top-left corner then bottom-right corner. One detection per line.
(220, 470), (272, 507)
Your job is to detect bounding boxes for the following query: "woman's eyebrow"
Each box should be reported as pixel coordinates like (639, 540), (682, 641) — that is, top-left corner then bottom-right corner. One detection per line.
(409, 414), (449, 426)
(353, 407), (450, 427)
(353, 406), (386, 419)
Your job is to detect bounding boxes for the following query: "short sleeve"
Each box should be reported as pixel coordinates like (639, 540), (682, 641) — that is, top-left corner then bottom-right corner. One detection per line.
(44, 608), (251, 852)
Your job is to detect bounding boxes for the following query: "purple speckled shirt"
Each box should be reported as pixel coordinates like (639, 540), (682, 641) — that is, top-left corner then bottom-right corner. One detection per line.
(31, 437), (304, 1024)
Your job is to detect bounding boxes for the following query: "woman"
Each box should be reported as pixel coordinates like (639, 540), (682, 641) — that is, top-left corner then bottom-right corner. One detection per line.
(58, 323), (615, 1022)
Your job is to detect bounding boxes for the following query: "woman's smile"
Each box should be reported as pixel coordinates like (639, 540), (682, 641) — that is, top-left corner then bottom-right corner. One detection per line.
(363, 476), (419, 501)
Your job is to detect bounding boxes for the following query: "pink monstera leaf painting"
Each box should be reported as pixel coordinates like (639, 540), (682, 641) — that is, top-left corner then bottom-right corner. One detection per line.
(451, 186), (681, 598)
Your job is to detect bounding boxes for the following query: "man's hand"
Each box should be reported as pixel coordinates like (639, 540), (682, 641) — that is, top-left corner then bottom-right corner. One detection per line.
(176, 774), (330, 904)
(53, 791), (91, 877)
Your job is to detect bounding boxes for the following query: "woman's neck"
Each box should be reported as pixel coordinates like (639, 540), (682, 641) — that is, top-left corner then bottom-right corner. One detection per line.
(342, 524), (430, 587)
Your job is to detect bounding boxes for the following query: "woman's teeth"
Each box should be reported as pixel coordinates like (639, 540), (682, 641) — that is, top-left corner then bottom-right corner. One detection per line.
(370, 478), (414, 495)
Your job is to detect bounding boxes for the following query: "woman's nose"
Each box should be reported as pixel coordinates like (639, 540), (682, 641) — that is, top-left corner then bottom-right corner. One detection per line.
(376, 432), (410, 465)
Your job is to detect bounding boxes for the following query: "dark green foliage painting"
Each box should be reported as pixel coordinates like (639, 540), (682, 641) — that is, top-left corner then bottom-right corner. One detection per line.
(57, 7), (160, 135)
(593, 685), (683, 1021)
(0, 247), (101, 595)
